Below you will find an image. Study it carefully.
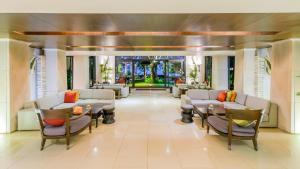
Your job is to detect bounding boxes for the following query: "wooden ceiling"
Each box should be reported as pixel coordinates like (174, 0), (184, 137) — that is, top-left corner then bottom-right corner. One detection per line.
(1, 13), (300, 51)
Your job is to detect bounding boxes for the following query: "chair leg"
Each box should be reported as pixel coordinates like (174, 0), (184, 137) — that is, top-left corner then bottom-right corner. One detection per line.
(40, 138), (46, 151)
(89, 123), (92, 133)
(228, 137), (232, 150)
(252, 138), (258, 151)
(66, 137), (70, 150)
(96, 117), (98, 128)
(202, 117), (205, 128)
(207, 124), (210, 134)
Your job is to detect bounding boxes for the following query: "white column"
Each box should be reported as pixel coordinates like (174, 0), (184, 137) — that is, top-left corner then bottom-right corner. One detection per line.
(212, 55), (228, 90)
(73, 56), (89, 89)
(0, 39), (10, 133)
(44, 49), (67, 95)
(234, 48), (256, 94)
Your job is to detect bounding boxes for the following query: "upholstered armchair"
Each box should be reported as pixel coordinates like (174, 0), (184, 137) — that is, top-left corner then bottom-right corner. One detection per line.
(207, 109), (262, 151)
(37, 107), (92, 150)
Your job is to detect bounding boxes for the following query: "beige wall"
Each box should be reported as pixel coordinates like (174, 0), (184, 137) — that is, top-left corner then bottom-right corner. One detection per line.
(9, 40), (32, 131)
(271, 40), (293, 132)
(293, 40), (300, 133)
(0, 39), (32, 133)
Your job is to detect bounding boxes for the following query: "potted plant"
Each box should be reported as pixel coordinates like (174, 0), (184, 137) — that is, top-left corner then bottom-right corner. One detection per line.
(100, 58), (112, 84)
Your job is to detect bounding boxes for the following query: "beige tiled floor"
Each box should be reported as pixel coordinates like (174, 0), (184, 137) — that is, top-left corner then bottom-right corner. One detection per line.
(1, 90), (299, 169)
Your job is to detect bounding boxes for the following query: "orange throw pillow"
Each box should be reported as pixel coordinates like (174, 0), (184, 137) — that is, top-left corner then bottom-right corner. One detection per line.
(43, 119), (65, 126)
(230, 91), (237, 102)
(217, 91), (227, 102)
(64, 91), (77, 103)
(73, 106), (83, 115)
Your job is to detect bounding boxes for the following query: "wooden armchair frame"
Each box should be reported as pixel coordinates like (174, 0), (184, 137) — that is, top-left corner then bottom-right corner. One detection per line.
(207, 108), (262, 151)
(37, 107), (92, 150)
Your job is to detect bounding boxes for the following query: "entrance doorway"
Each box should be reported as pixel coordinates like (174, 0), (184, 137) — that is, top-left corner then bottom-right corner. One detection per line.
(115, 56), (186, 88)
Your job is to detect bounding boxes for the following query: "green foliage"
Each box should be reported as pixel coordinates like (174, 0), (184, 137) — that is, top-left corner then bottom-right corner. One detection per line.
(264, 56), (271, 75)
(100, 58), (113, 82)
(145, 76), (153, 83)
(30, 56), (36, 71)
(189, 64), (198, 83)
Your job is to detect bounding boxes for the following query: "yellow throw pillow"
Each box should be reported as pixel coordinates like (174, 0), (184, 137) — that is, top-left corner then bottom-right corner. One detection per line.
(233, 120), (254, 127)
(226, 91), (232, 102)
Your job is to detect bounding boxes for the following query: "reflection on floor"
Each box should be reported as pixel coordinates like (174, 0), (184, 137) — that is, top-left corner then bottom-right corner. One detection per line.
(0, 90), (299, 169)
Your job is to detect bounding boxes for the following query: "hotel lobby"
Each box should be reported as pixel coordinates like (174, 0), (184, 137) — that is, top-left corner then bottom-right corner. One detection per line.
(1, 1), (300, 169)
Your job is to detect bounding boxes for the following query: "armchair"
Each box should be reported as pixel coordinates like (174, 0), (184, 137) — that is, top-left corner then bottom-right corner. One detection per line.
(207, 109), (262, 151)
(37, 107), (92, 150)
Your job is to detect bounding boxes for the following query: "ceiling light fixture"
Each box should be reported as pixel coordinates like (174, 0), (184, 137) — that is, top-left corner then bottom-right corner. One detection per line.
(15, 31), (279, 36)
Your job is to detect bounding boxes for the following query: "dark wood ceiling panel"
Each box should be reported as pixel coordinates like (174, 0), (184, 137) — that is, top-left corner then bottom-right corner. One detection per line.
(0, 13), (299, 50)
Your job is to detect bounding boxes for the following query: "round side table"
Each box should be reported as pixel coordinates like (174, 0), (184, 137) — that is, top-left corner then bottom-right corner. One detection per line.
(181, 104), (194, 123)
(102, 105), (115, 124)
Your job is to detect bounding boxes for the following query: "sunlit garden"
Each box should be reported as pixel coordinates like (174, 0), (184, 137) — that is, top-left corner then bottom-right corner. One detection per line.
(115, 56), (185, 88)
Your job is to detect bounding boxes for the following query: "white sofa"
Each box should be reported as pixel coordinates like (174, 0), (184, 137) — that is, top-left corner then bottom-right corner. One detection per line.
(92, 84), (130, 98)
(172, 84), (189, 98)
(17, 89), (115, 130)
(181, 89), (278, 127)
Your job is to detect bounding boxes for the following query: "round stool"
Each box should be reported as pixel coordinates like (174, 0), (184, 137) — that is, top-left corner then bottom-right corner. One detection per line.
(181, 104), (194, 123)
(102, 105), (115, 124)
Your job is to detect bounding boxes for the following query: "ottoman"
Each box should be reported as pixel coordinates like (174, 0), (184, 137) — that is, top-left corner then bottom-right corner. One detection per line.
(102, 105), (115, 124)
(181, 104), (194, 123)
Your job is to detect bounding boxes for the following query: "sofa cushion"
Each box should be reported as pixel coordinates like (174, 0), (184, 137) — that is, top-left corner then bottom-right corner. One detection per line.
(217, 91), (227, 102)
(53, 103), (77, 109)
(187, 89), (209, 100)
(44, 125), (66, 136)
(191, 100), (222, 107)
(209, 90), (224, 100)
(245, 96), (270, 116)
(235, 93), (247, 105)
(43, 119), (65, 127)
(43, 116), (90, 136)
(36, 94), (62, 109)
(70, 116), (90, 133)
(207, 116), (255, 136)
(76, 99), (113, 106)
(76, 89), (92, 99)
(224, 102), (247, 110)
(92, 89), (115, 100)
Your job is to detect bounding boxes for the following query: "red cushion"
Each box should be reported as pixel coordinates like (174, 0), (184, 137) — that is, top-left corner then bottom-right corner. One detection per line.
(64, 92), (76, 103)
(43, 119), (65, 126)
(118, 78), (126, 84)
(217, 91), (227, 102)
(176, 78), (184, 84)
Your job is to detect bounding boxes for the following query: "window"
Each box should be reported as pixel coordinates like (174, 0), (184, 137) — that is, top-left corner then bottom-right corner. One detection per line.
(228, 56), (235, 90)
(255, 48), (271, 99)
(66, 56), (74, 90)
(89, 56), (96, 85)
(204, 56), (212, 87)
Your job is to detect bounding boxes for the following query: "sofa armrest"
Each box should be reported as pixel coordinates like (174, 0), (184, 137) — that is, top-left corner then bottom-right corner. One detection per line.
(181, 95), (192, 106)
(23, 101), (38, 109)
